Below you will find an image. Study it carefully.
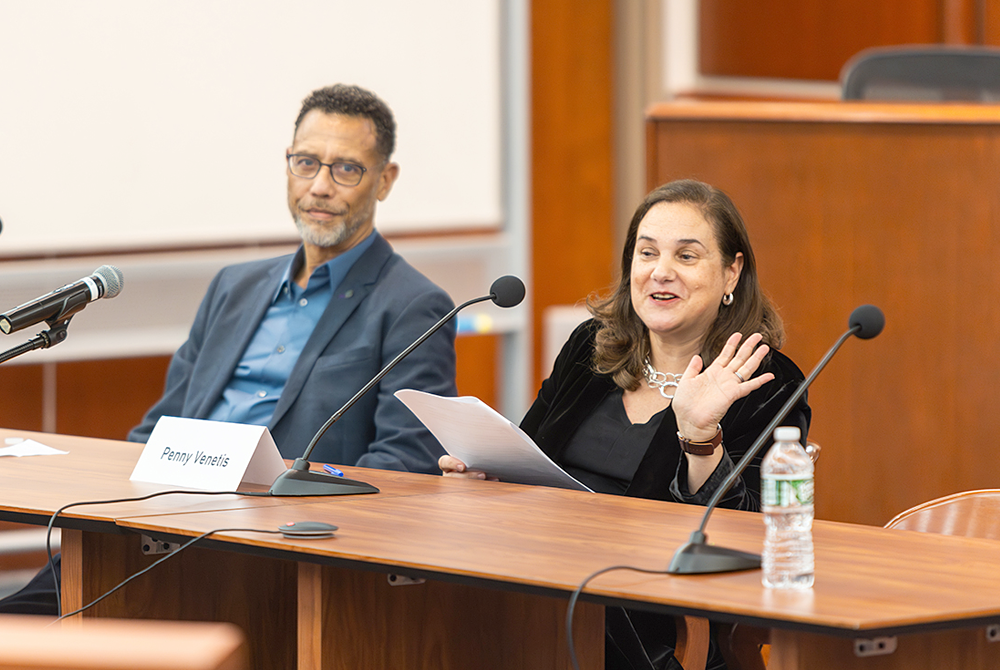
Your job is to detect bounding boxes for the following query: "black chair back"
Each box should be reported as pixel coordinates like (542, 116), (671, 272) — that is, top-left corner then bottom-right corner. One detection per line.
(841, 45), (1000, 101)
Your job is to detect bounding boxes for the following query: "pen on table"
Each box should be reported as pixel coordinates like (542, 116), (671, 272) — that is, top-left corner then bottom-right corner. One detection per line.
(323, 464), (344, 477)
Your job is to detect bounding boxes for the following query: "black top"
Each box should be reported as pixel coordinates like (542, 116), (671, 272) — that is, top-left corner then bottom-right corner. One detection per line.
(560, 388), (665, 494)
(520, 319), (811, 511)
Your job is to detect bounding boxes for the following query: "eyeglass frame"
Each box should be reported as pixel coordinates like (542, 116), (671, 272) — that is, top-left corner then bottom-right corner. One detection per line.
(286, 152), (369, 187)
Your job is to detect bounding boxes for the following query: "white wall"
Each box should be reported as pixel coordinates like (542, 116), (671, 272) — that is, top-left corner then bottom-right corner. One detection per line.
(0, 0), (533, 419)
(0, 1), (502, 254)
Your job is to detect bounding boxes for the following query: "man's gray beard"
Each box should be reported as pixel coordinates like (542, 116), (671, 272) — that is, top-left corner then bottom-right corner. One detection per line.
(294, 215), (357, 248)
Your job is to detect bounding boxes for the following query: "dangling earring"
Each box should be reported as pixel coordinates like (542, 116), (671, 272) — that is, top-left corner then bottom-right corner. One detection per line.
(722, 292), (734, 306)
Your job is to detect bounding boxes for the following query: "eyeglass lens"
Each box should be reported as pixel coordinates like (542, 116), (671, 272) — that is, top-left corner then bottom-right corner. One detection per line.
(288, 155), (365, 186)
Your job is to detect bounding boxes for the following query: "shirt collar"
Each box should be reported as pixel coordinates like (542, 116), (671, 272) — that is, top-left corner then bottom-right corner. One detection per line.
(276, 230), (378, 300)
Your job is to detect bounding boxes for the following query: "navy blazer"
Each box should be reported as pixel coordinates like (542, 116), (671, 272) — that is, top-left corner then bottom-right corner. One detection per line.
(128, 233), (457, 473)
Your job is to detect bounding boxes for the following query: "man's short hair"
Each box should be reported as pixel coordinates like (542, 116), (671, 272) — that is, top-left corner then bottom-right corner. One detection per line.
(294, 84), (396, 163)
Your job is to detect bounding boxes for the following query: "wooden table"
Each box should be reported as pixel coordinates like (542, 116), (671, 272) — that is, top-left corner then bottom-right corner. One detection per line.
(3, 428), (1000, 669)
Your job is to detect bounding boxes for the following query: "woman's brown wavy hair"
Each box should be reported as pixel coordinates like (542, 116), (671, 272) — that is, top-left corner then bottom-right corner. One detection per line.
(589, 179), (784, 390)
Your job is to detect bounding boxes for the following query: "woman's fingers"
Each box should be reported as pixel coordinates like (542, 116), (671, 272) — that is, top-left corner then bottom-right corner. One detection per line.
(681, 353), (705, 381)
(438, 455), (466, 472)
(736, 370), (775, 394)
(714, 332), (743, 366)
(438, 454), (496, 480)
(715, 332), (773, 382)
(731, 335), (770, 380)
(673, 332), (776, 438)
(728, 332), (760, 365)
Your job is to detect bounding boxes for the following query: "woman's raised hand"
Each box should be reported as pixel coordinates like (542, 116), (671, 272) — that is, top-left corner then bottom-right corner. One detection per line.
(671, 332), (775, 441)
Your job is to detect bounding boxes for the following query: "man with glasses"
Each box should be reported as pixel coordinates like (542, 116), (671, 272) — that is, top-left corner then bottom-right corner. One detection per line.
(126, 83), (457, 472)
(0, 84), (458, 615)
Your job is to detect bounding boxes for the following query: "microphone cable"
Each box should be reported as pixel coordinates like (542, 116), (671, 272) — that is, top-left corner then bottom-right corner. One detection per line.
(565, 563), (671, 670)
(42, 489), (272, 617)
(52, 524), (285, 624)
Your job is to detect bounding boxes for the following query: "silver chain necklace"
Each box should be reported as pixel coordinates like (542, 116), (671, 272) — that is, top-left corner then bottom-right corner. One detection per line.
(642, 357), (682, 399)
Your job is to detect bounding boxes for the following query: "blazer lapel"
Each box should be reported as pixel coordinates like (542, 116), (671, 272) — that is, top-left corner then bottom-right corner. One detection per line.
(193, 258), (287, 418)
(268, 233), (394, 429)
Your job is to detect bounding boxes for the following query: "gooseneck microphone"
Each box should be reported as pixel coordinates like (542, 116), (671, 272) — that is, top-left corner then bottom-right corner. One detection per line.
(0, 265), (125, 335)
(268, 275), (527, 496)
(667, 304), (885, 574)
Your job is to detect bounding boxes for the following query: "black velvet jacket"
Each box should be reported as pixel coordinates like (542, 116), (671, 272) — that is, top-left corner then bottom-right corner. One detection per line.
(519, 320), (811, 510)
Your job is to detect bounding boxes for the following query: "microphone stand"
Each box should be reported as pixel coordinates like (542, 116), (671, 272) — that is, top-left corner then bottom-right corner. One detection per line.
(0, 317), (72, 366)
(666, 325), (859, 574)
(268, 293), (498, 497)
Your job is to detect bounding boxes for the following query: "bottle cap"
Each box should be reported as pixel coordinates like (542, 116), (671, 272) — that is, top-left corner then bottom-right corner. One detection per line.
(773, 426), (801, 441)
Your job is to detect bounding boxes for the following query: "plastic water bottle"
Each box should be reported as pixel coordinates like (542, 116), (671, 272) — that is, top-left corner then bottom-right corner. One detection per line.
(761, 425), (814, 589)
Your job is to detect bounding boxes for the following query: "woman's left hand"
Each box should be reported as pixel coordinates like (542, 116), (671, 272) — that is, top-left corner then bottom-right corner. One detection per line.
(671, 332), (774, 442)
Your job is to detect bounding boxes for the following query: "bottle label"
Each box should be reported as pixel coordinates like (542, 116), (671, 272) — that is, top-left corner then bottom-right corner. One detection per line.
(762, 475), (814, 507)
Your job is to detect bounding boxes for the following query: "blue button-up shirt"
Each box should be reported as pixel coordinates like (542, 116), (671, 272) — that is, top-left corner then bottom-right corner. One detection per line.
(207, 232), (377, 426)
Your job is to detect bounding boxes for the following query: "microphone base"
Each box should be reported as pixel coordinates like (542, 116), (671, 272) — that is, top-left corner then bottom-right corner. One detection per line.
(667, 531), (761, 574)
(268, 459), (379, 497)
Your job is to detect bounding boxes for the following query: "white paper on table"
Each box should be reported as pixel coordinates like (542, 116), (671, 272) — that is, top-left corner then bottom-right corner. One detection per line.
(0, 439), (68, 457)
(395, 389), (592, 492)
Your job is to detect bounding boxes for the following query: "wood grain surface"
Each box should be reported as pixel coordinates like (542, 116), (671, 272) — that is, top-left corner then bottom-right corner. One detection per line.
(698, 0), (947, 81)
(108, 480), (1000, 636)
(7, 429), (1000, 669)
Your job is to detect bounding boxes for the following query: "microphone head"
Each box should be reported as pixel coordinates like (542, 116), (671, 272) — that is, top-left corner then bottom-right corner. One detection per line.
(93, 265), (124, 299)
(489, 275), (525, 308)
(849, 304), (884, 339)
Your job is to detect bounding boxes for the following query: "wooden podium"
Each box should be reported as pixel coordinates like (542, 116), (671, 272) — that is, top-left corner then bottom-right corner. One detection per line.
(3, 428), (1000, 669)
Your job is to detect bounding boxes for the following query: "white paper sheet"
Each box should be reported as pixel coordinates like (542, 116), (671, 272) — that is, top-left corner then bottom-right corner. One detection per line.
(0, 439), (68, 457)
(395, 390), (591, 491)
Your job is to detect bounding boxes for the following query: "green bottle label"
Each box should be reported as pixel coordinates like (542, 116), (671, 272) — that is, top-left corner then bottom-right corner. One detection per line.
(762, 475), (814, 507)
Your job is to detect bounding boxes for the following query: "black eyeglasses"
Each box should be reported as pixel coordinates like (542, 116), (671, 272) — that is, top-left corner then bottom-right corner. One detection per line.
(286, 153), (368, 187)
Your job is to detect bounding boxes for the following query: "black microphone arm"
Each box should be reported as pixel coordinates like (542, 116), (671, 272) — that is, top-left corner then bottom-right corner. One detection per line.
(268, 275), (527, 497)
(666, 305), (884, 574)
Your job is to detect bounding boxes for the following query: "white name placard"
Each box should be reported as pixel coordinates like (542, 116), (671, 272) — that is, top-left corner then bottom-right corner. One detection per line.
(130, 416), (287, 491)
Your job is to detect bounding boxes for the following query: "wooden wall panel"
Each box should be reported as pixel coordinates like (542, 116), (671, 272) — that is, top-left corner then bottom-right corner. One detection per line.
(647, 102), (1000, 526)
(0, 365), (43, 432)
(56, 357), (171, 440)
(531, 0), (616, 387)
(455, 334), (498, 409)
(943, 0), (980, 43)
(699, 0), (943, 81)
(985, 0), (1000, 44)
(0, 340), (494, 447)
